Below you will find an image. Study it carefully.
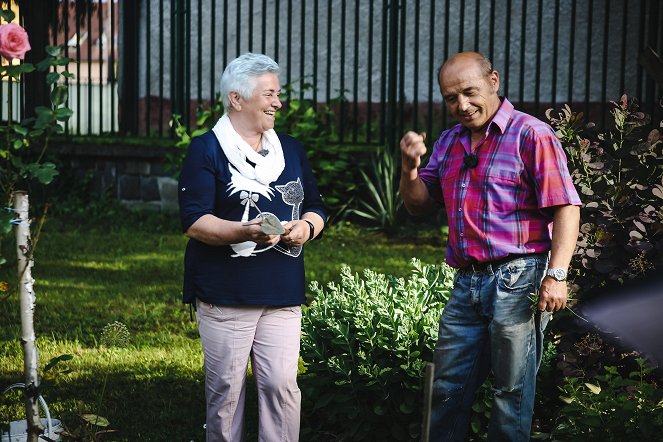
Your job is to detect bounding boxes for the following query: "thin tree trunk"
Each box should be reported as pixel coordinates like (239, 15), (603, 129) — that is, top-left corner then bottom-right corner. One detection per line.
(13, 191), (43, 442)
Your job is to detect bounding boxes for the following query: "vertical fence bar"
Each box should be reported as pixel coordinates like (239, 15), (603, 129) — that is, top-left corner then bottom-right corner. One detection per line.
(326, 1), (332, 104)
(312, 0), (318, 105)
(185, 0), (191, 129)
(274, 0), (279, 63)
(386, 0), (398, 148)
(299, 0), (305, 102)
(379, 0), (388, 145)
(76, 0), (82, 134)
(98, 0), (104, 133)
(159, 0), (164, 136)
(196, 0), (202, 108)
(352, 0), (359, 143)
(489, 0), (495, 62)
(534, 0), (542, 116)
(601, 0), (610, 127)
(171, 0), (183, 131)
(286, 0), (292, 87)
(442, 0), (450, 129)
(236, 0), (241, 55)
(552, 0), (559, 111)
(248, 0), (254, 51)
(504, 0), (511, 99)
(87, 0), (92, 134)
(568, 0), (576, 104)
(222, 0), (227, 67)
(397, 0), (406, 142)
(63, 1), (70, 134)
(339, 0), (346, 143)
(518, 0), (526, 108)
(413, 0), (420, 133)
(208, 0), (215, 108)
(146, 0), (152, 134)
(367, 0), (374, 143)
(474, 0), (479, 51)
(458, 0), (464, 52)
(619, 0), (627, 96)
(584, 0), (594, 120)
(110, 0), (116, 134)
(425, 0), (435, 142)
(261, 0), (267, 52)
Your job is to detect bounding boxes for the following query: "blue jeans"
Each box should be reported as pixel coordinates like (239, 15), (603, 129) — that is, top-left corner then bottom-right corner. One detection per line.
(429, 254), (551, 442)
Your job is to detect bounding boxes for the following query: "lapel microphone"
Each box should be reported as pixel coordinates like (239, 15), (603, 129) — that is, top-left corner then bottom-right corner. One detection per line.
(462, 153), (479, 169)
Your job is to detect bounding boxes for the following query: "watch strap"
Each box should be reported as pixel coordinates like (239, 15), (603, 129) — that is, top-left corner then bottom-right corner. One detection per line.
(303, 219), (315, 241)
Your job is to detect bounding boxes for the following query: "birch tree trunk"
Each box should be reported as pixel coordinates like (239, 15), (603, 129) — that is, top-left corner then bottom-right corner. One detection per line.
(13, 191), (43, 442)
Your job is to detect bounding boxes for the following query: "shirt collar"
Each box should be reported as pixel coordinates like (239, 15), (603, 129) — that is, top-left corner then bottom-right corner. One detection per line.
(489, 97), (513, 134)
(452, 96), (513, 137)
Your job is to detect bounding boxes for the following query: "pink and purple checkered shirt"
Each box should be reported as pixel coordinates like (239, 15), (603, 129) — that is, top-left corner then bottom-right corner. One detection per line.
(419, 98), (581, 269)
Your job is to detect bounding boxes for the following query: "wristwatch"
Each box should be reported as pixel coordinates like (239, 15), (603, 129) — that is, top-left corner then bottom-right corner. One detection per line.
(546, 267), (568, 282)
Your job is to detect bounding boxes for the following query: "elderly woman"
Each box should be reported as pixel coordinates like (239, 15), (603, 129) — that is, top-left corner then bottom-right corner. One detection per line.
(178, 52), (326, 441)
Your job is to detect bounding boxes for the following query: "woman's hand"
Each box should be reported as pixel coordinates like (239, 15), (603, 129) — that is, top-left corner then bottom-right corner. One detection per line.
(280, 219), (312, 247)
(243, 217), (281, 246)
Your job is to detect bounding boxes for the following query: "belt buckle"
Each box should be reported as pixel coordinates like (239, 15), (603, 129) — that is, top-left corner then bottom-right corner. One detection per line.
(470, 262), (491, 273)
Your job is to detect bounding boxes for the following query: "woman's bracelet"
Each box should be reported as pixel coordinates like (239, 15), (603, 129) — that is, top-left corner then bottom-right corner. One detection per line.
(303, 219), (315, 241)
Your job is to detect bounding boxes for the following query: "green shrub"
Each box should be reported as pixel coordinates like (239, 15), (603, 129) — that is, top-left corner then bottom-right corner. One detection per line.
(546, 96), (663, 298)
(552, 358), (663, 440)
(300, 258), (455, 441)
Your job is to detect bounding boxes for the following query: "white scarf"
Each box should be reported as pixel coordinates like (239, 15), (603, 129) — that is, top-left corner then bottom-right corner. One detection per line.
(212, 114), (285, 185)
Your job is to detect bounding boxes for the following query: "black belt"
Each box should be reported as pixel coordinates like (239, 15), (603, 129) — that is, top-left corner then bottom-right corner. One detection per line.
(461, 253), (547, 273)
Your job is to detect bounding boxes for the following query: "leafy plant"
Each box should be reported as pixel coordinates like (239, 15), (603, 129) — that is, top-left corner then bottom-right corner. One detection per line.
(0, 7), (73, 265)
(300, 258), (455, 441)
(57, 321), (129, 441)
(552, 358), (663, 440)
(546, 96), (662, 298)
(347, 145), (404, 233)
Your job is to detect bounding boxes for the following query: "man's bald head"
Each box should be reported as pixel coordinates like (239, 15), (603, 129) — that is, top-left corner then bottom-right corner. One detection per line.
(438, 52), (494, 83)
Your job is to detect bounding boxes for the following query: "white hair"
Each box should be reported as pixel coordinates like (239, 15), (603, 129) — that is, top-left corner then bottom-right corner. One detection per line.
(219, 53), (280, 112)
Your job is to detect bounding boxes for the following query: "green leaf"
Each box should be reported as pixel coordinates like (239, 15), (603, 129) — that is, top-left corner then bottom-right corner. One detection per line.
(51, 84), (69, 107)
(559, 395), (574, 404)
(45, 46), (63, 57)
(24, 162), (59, 185)
(44, 354), (75, 372)
(53, 107), (74, 122)
(584, 382), (602, 395)
(0, 9), (15, 22)
(46, 72), (62, 85)
(0, 211), (14, 234)
(80, 414), (110, 427)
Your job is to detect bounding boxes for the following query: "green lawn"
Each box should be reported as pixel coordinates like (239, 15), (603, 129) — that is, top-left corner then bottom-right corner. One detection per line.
(0, 210), (444, 441)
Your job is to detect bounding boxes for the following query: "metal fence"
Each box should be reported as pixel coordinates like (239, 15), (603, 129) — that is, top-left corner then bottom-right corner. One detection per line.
(9, 0), (663, 146)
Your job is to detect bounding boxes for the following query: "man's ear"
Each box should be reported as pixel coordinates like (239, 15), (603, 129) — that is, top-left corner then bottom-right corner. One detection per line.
(490, 70), (500, 94)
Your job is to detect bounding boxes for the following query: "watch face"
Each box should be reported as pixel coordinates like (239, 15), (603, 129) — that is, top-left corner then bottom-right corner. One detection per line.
(550, 268), (567, 281)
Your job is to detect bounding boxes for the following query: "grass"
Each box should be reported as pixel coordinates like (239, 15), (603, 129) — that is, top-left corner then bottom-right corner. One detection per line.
(0, 207), (444, 441)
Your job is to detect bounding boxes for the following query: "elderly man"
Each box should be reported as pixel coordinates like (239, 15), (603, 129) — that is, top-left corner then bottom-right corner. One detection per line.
(400, 52), (581, 441)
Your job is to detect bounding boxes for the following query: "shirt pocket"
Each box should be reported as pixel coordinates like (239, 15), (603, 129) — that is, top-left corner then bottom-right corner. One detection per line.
(484, 169), (520, 215)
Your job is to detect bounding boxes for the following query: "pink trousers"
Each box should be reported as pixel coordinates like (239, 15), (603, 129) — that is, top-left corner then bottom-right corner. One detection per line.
(196, 301), (302, 442)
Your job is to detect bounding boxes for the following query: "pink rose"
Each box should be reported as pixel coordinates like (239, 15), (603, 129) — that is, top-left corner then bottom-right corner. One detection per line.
(0, 23), (31, 60)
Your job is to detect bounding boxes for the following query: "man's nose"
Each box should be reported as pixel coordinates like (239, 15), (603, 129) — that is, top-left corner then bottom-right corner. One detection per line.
(458, 96), (470, 111)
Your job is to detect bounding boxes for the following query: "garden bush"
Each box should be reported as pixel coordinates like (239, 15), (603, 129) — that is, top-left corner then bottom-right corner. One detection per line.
(547, 96), (662, 299)
(552, 358), (663, 440)
(299, 258), (455, 441)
